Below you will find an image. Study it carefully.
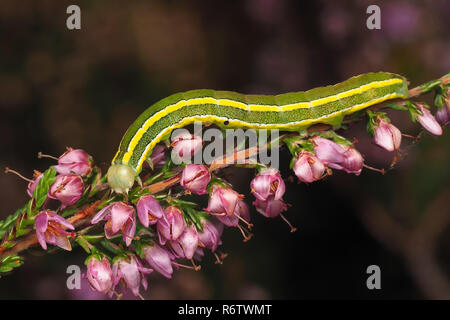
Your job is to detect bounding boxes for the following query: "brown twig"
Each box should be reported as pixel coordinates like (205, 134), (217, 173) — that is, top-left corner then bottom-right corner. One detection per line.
(407, 73), (450, 98)
(0, 200), (102, 258)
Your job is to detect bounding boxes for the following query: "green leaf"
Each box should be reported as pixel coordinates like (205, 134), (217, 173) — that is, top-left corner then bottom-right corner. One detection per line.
(33, 167), (57, 211)
(405, 101), (421, 123)
(26, 199), (34, 218)
(419, 79), (442, 94)
(2, 240), (16, 249)
(434, 92), (445, 109)
(0, 205), (26, 238)
(15, 228), (30, 237)
(183, 207), (205, 231)
(385, 103), (408, 111)
(0, 254), (24, 274)
(100, 240), (124, 256)
(75, 236), (92, 254)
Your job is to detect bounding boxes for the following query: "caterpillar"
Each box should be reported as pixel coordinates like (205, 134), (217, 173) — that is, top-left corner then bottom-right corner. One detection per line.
(107, 72), (408, 193)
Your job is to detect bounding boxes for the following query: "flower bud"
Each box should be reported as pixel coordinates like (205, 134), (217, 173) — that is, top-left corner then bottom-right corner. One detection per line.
(435, 100), (450, 126)
(180, 164), (211, 195)
(143, 244), (174, 279)
(250, 168), (285, 201)
(293, 151), (325, 183)
(157, 206), (186, 245)
(54, 148), (93, 176)
(87, 256), (113, 294)
(48, 174), (84, 208)
(136, 195), (165, 228)
(373, 118), (402, 152)
(149, 145), (167, 168)
(416, 104), (442, 136)
(341, 147), (364, 175)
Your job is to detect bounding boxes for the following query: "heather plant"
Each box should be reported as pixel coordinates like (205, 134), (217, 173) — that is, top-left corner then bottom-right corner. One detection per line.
(0, 73), (448, 299)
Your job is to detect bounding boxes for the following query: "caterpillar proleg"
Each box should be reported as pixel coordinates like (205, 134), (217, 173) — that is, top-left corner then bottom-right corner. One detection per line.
(107, 72), (408, 193)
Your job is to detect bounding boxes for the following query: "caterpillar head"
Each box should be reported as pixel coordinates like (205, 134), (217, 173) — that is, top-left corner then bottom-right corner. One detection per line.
(107, 164), (136, 194)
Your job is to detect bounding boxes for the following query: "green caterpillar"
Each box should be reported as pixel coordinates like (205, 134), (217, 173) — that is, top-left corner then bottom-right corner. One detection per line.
(107, 72), (408, 193)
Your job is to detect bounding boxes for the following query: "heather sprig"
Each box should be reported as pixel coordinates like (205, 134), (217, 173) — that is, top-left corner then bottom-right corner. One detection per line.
(0, 72), (448, 298)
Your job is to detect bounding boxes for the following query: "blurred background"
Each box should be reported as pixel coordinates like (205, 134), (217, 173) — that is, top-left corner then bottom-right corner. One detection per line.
(0, 0), (449, 299)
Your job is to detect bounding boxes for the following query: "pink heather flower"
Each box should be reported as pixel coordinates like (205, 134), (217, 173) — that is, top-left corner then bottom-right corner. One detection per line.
(435, 101), (450, 126)
(169, 224), (199, 260)
(149, 145), (167, 168)
(373, 118), (402, 152)
(339, 147), (364, 175)
(136, 194), (165, 228)
(312, 136), (346, 164)
(171, 132), (203, 161)
(416, 104), (442, 136)
(253, 197), (287, 218)
(157, 206), (186, 245)
(48, 174), (84, 208)
(250, 168), (285, 202)
(143, 244), (174, 279)
(112, 255), (152, 297)
(198, 219), (223, 252)
(312, 137), (364, 175)
(27, 172), (43, 197)
(54, 148), (93, 176)
(87, 256), (113, 294)
(180, 164), (211, 195)
(216, 200), (250, 227)
(193, 247), (205, 262)
(293, 151), (325, 183)
(91, 202), (136, 246)
(206, 185), (244, 216)
(35, 210), (74, 251)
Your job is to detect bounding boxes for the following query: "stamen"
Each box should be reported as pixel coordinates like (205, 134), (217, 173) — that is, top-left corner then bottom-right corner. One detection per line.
(37, 152), (58, 160)
(198, 240), (206, 248)
(390, 151), (406, 169)
(111, 289), (123, 300)
(213, 252), (223, 264)
(233, 212), (253, 229)
(137, 293), (145, 300)
(210, 212), (227, 217)
(172, 261), (198, 270)
(401, 133), (420, 141)
(363, 164), (385, 175)
(270, 180), (279, 193)
(218, 250), (228, 261)
(190, 259), (201, 271)
(237, 224), (253, 242)
(4, 167), (32, 182)
(279, 213), (297, 233)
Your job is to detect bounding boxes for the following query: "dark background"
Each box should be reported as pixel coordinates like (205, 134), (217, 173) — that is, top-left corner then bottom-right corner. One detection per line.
(0, 0), (449, 299)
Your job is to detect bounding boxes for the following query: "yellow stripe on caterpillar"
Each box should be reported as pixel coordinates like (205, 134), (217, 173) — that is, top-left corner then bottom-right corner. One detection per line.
(120, 78), (403, 165)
